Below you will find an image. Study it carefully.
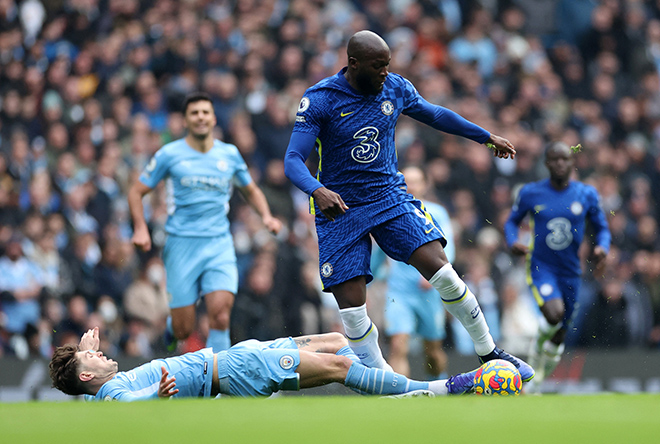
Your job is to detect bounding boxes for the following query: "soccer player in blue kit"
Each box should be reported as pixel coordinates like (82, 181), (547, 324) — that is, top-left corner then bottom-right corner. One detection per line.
(128, 92), (281, 353)
(284, 30), (533, 382)
(49, 327), (480, 400)
(505, 142), (610, 387)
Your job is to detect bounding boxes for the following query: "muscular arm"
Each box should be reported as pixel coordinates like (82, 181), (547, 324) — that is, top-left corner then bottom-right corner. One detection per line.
(237, 182), (282, 234)
(127, 180), (154, 252)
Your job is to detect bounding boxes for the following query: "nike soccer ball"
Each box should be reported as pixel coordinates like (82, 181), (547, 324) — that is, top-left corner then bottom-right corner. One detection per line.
(473, 359), (522, 396)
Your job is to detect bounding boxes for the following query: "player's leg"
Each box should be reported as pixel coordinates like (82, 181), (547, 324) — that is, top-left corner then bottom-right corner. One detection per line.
(205, 290), (235, 352)
(408, 242), (534, 381)
(291, 331), (349, 354)
(388, 334), (411, 376)
(162, 235), (204, 349)
(295, 350), (472, 396)
(423, 339), (448, 379)
(201, 235), (239, 352)
(332, 276), (392, 371)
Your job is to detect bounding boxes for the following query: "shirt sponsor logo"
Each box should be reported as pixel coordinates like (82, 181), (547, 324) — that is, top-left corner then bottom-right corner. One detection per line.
(180, 175), (230, 191)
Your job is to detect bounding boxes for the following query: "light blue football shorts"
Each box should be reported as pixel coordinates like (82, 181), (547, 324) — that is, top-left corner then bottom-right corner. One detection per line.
(384, 289), (446, 341)
(219, 337), (301, 397)
(163, 233), (238, 309)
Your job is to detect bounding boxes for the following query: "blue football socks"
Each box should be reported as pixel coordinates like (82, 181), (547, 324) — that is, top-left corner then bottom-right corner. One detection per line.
(206, 329), (231, 352)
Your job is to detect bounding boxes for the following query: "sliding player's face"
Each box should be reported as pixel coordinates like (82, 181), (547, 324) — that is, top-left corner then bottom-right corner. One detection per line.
(355, 49), (390, 95)
(77, 349), (118, 376)
(545, 146), (574, 181)
(184, 100), (217, 139)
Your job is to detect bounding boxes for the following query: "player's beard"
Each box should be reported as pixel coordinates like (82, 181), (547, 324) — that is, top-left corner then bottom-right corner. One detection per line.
(356, 72), (381, 95)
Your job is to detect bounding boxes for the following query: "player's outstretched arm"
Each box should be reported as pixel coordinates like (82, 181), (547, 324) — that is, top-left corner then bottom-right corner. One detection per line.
(78, 327), (100, 351)
(128, 180), (154, 252)
(158, 366), (179, 398)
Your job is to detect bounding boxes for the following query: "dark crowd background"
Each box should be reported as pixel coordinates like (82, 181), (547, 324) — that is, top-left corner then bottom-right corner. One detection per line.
(0, 0), (659, 361)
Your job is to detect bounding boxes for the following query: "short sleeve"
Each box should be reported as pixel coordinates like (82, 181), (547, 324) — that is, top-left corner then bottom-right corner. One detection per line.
(139, 149), (171, 189)
(231, 146), (252, 187)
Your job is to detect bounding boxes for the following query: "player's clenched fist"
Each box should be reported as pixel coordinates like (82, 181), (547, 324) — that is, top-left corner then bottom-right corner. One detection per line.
(131, 225), (152, 252)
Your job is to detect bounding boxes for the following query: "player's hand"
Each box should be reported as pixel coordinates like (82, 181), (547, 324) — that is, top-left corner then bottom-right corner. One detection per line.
(312, 187), (349, 221)
(131, 225), (152, 252)
(486, 134), (516, 159)
(592, 246), (608, 275)
(263, 215), (282, 235)
(510, 242), (529, 256)
(79, 327), (100, 351)
(158, 366), (179, 398)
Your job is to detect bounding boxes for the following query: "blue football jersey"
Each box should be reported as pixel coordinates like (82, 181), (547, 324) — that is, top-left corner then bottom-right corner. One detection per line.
(90, 348), (214, 401)
(139, 138), (252, 237)
(505, 179), (611, 277)
(292, 68), (489, 207)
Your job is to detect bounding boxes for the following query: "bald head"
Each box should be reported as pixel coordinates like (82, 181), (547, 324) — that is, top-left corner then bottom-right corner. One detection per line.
(345, 30), (391, 95)
(347, 31), (390, 61)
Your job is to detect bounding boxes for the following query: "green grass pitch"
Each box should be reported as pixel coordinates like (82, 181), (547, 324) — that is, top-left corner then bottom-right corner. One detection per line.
(2, 394), (659, 443)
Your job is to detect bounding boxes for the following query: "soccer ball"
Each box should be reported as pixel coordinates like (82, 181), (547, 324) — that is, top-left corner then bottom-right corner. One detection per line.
(473, 359), (522, 396)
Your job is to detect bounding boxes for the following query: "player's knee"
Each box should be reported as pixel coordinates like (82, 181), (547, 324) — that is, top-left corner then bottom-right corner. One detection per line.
(328, 332), (348, 349)
(389, 335), (409, 356)
(209, 310), (231, 330)
(172, 322), (194, 340)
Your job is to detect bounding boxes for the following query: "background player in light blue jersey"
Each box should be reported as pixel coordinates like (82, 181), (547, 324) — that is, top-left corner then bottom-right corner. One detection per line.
(128, 92), (281, 353)
(373, 166), (455, 380)
(49, 327), (479, 400)
(284, 31), (533, 382)
(504, 142), (611, 387)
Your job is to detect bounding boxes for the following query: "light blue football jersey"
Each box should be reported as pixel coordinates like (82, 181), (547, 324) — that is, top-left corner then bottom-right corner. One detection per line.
(89, 348), (214, 401)
(139, 138), (252, 237)
(505, 179), (611, 277)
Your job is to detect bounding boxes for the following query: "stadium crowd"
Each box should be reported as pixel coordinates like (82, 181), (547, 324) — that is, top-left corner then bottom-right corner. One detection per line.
(0, 0), (659, 361)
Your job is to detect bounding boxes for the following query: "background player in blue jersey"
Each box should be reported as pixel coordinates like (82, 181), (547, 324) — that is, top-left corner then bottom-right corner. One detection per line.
(128, 92), (281, 353)
(373, 166), (454, 379)
(284, 30), (533, 382)
(49, 326), (479, 400)
(504, 142), (611, 387)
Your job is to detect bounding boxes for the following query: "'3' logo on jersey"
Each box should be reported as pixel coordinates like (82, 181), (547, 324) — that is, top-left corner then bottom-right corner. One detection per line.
(351, 126), (380, 163)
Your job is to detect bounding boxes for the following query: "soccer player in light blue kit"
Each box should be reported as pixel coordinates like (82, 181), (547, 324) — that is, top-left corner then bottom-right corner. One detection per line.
(504, 142), (610, 387)
(128, 92), (281, 353)
(373, 166), (455, 379)
(284, 30), (534, 382)
(49, 327), (480, 400)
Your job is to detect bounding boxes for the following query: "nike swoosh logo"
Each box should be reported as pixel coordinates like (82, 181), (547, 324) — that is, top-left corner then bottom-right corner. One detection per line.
(471, 307), (481, 319)
(340, 111), (354, 117)
(425, 226), (435, 234)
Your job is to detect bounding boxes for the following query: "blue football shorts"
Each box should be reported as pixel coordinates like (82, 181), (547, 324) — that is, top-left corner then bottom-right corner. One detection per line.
(223, 337), (301, 397)
(527, 263), (582, 324)
(163, 233), (238, 309)
(316, 198), (446, 291)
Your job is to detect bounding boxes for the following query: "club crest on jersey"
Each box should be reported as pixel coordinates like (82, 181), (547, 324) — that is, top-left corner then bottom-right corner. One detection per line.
(570, 201), (583, 215)
(279, 355), (295, 370)
(217, 160), (228, 171)
(321, 262), (333, 277)
(381, 100), (394, 115)
(298, 97), (310, 113)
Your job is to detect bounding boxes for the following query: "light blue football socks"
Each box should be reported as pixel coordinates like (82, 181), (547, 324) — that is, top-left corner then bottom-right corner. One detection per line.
(207, 328), (231, 352)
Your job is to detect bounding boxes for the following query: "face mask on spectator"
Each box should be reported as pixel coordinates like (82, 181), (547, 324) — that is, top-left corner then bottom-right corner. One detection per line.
(147, 265), (165, 285)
